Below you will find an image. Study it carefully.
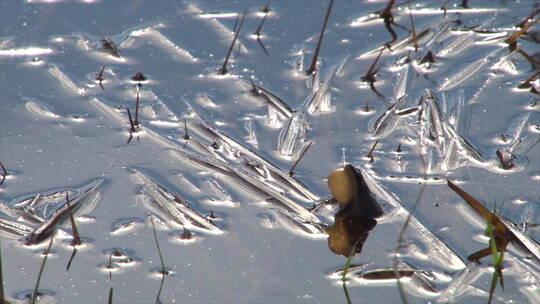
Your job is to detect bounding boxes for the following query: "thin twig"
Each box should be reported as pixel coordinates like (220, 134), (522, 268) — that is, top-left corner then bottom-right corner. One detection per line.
(289, 141), (313, 176)
(155, 274), (165, 304)
(306, 0), (335, 75)
(361, 48), (385, 98)
(367, 140), (379, 162)
(219, 8), (247, 75)
(256, 32), (269, 56)
(150, 216), (166, 275)
(260, 1), (271, 14)
(505, 21), (537, 51)
(31, 237), (54, 304)
(134, 84), (141, 126)
(65, 193), (81, 246)
(0, 162), (6, 186)
(255, 12), (270, 56)
(183, 120), (190, 140)
(516, 8), (540, 28)
(127, 108), (135, 133)
(249, 79), (262, 97)
(65, 192), (81, 272)
(150, 215), (167, 304)
(380, 0), (408, 45)
(66, 248), (78, 272)
(408, 1), (418, 52)
(108, 287), (113, 304)
(108, 253), (113, 281)
(127, 108), (136, 144)
(363, 48), (384, 83)
(95, 65), (105, 90)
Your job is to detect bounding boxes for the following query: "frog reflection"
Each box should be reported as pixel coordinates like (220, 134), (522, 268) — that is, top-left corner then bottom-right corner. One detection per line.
(325, 165), (383, 256)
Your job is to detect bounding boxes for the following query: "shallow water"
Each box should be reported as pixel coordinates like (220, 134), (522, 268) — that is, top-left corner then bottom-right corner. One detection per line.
(1, 0), (540, 303)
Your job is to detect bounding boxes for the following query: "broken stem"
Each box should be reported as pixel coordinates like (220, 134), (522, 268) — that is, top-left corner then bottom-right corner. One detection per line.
(255, 12), (268, 36)
(127, 108), (136, 133)
(289, 141), (313, 176)
(365, 48), (384, 80)
(65, 192), (80, 272)
(96, 65), (105, 90)
(65, 192), (81, 246)
(260, 1), (271, 13)
(0, 162), (6, 186)
(408, 1), (418, 51)
(362, 48), (385, 98)
(219, 8), (247, 75)
(31, 237), (54, 304)
(183, 120), (190, 140)
(367, 140), (379, 162)
(108, 287), (113, 304)
(306, 0), (335, 75)
(150, 216), (166, 275)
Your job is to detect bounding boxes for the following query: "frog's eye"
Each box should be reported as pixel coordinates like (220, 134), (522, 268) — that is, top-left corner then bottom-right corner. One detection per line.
(328, 167), (356, 204)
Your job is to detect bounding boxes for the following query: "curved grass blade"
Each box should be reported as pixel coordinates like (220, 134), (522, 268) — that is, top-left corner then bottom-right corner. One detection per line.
(250, 81), (293, 119)
(447, 181), (506, 233)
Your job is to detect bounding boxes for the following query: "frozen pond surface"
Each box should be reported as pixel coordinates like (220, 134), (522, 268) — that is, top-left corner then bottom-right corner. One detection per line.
(1, 0), (540, 303)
